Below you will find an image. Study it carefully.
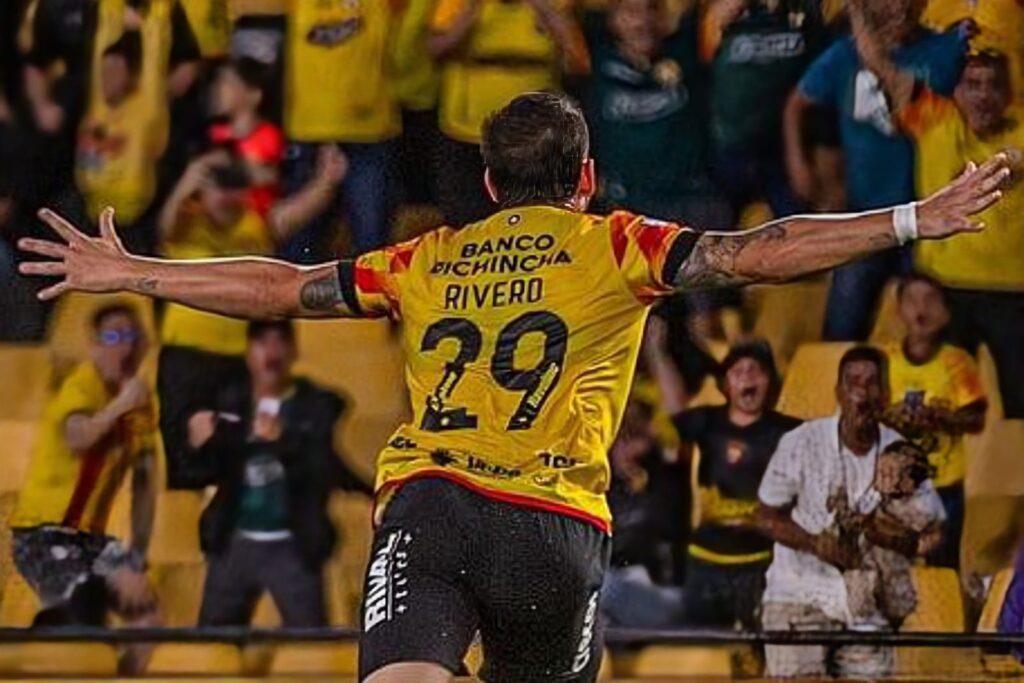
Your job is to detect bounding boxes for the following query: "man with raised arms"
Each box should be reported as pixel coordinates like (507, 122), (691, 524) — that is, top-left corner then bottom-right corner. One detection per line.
(19, 92), (1009, 683)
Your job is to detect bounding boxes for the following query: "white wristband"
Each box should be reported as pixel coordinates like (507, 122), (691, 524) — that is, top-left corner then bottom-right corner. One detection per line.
(892, 203), (919, 245)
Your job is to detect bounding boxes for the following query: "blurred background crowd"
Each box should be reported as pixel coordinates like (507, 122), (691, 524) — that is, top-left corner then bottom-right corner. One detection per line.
(1, 0), (1024, 678)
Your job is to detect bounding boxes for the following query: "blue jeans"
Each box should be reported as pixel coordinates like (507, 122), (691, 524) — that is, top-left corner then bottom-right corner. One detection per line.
(823, 247), (912, 341)
(928, 482), (964, 570)
(601, 565), (685, 629)
(280, 140), (399, 262)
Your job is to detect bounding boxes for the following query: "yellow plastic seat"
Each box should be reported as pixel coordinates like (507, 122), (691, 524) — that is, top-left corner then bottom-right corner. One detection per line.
(0, 491), (19, 608)
(896, 567), (979, 677)
(689, 375), (726, 409)
(149, 562), (206, 628)
(614, 644), (732, 677)
(0, 642), (117, 675)
(868, 279), (906, 346)
(977, 569), (1024, 676)
(293, 318), (407, 473)
(0, 345), (51, 420)
(776, 343), (854, 420)
(148, 490), (206, 564)
(327, 491), (374, 626)
(269, 641), (359, 675)
(749, 277), (830, 373)
(146, 642), (243, 675)
(0, 572), (39, 627)
(0, 420), (38, 492)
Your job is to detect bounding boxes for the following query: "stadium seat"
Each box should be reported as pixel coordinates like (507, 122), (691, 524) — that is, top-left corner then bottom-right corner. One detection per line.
(0, 345), (51, 420)
(0, 492), (18, 610)
(776, 343), (854, 420)
(0, 643), (117, 675)
(896, 567), (979, 677)
(614, 645), (733, 677)
(0, 572), (38, 627)
(977, 569), (1024, 676)
(965, 347), (1024, 501)
(146, 643), (243, 675)
(293, 318), (407, 473)
(327, 491), (374, 626)
(688, 375), (726, 408)
(0, 420), (38, 492)
(148, 490), (206, 564)
(149, 562), (205, 628)
(269, 641), (359, 676)
(868, 279), (906, 346)
(749, 277), (830, 373)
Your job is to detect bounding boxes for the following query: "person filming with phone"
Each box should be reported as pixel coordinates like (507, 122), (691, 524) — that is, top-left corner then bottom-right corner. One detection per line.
(185, 319), (371, 627)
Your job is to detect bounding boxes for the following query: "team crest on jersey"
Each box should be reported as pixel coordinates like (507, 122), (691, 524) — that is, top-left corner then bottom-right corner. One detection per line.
(363, 530), (412, 632)
(307, 18), (363, 47)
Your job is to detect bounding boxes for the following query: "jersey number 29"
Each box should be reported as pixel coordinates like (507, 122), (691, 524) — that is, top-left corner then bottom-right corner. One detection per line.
(420, 312), (568, 432)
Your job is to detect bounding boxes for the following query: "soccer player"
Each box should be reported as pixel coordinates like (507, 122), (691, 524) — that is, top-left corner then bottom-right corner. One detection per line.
(18, 92), (1009, 683)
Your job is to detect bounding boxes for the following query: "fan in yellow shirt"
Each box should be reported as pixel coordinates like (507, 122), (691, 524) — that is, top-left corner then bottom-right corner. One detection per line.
(11, 304), (159, 666)
(282, 0), (402, 256)
(76, 0), (172, 230)
(850, 9), (1024, 423)
(154, 146), (346, 487)
(429, 0), (591, 224)
(880, 274), (986, 568)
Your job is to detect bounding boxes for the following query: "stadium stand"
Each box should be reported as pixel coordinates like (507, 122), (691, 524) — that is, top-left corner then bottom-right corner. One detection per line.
(147, 643), (245, 676)
(0, 642), (118, 676)
(775, 343), (854, 419)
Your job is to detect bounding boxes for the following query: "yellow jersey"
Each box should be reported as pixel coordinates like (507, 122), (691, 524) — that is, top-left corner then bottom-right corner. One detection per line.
(284, 0), (400, 142)
(13, 363), (158, 533)
(431, 0), (563, 143)
(180, 0), (232, 58)
(392, 0), (441, 111)
(884, 342), (986, 488)
(347, 207), (695, 532)
(161, 205), (274, 356)
(76, 0), (172, 225)
(899, 89), (1024, 291)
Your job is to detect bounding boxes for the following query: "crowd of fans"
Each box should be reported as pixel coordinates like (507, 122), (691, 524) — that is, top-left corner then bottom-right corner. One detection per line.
(0, 0), (1023, 678)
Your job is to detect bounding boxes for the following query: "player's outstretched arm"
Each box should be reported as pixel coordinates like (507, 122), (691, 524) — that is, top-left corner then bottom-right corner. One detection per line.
(673, 153), (1011, 290)
(18, 207), (359, 319)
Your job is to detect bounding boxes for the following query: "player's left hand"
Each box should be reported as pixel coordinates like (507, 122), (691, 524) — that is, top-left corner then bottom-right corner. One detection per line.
(18, 207), (134, 300)
(916, 152), (1011, 239)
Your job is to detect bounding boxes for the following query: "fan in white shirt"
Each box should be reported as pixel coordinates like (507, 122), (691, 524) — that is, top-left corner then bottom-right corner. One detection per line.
(756, 346), (942, 679)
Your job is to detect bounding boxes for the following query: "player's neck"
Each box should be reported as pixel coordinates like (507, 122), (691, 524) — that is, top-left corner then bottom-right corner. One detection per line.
(838, 414), (879, 456)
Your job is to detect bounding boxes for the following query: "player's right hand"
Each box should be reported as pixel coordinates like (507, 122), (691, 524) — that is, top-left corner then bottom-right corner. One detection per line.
(18, 206), (133, 301)
(915, 152), (1012, 239)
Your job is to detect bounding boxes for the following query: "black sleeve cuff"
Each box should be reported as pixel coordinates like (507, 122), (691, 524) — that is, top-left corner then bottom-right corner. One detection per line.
(337, 260), (363, 316)
(661, 229), (701, 287)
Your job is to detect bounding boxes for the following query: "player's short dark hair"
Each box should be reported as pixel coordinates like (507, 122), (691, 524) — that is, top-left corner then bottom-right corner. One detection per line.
(91, 302), (140, 332)
(209, 159), (252, 190)
(717, 339), (782, 408)
(247, 319), (296, 343)
(965, 48), (1012, 96)
(102, 31), (143, 77)
(896, 272), (949, 306)
(481, 92), (590, 208)
(837, 345), (888, 387)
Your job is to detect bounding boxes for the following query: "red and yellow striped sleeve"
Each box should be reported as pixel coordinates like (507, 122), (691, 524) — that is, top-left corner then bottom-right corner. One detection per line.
(343, 237), (423, 317)
(608, 211), (698, 303)
(897, 86), (960, 139)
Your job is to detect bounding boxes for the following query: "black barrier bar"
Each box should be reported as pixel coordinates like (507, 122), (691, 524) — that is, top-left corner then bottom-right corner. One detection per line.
(0, 627), (1022, 647)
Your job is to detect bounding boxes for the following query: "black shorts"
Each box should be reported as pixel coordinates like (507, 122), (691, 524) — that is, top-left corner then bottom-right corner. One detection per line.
(359, 477), (611, 683)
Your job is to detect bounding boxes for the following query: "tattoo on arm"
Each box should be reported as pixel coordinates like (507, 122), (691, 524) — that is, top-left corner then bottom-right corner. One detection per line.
(299, 271), (345, 312)
(674, 225), (788, 289)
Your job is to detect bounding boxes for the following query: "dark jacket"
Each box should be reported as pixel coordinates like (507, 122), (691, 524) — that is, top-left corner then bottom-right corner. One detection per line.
(188, 376), (371, 569)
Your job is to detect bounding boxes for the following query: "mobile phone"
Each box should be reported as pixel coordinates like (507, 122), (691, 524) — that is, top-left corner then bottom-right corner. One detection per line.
(904, 390), (925, 409)
(257, 397), (282, 417)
